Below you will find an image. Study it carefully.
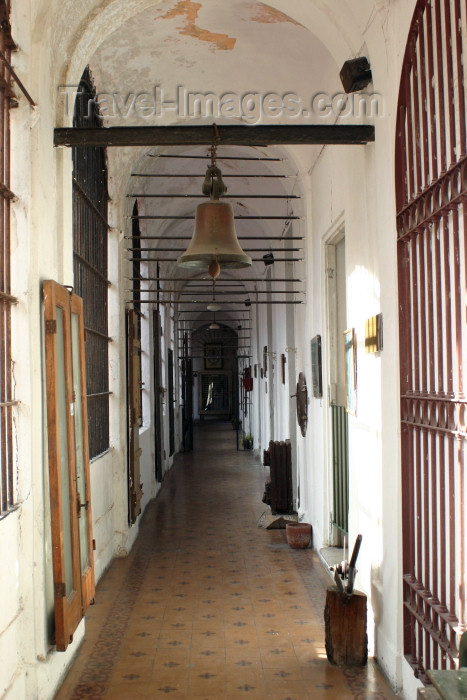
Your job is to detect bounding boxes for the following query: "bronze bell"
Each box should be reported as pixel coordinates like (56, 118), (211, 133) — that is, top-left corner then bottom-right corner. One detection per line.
(177, 199), (252, 270)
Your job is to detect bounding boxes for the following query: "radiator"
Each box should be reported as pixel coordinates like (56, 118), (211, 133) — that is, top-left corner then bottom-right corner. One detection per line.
(263, 439), (294, 515)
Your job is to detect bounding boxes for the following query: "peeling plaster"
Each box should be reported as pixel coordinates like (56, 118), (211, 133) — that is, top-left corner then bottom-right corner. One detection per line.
(250, 2), (303, 28)
(157, 0), (236, 51)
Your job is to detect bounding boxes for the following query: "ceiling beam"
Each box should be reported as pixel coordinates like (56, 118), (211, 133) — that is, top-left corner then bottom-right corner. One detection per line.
(127, 277), (303, 281)
(131, 173), (288, 177)
(127, 193), (300, 199)
(54, 124), (375, 148)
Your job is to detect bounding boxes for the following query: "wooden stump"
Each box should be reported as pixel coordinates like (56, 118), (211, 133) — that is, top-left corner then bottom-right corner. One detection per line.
(324, 586), (368, 666)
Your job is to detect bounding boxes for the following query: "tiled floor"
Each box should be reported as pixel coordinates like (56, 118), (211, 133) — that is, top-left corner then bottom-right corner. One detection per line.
(54, 422), (400, 699)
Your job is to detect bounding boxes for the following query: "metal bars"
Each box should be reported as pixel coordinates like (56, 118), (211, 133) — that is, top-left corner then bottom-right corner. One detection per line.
(73, 66), (109, 459)
(331, 405), (348, 534)
(396, 0), (467, 681)
(0, 0), (17, 516)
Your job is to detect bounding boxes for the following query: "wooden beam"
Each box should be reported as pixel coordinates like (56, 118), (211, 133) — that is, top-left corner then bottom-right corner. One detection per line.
(54, 124), (374, 148)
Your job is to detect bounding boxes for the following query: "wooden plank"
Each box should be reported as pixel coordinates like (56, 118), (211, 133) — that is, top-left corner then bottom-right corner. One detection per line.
(54, 124), (375, 148)
(70, 293), (95, 612)
(43, 280), (83, 651)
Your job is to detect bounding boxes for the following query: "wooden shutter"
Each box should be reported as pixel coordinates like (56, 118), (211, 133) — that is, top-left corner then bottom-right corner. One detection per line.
(43, 280), (95, 651)
(127, 309), (143, 524)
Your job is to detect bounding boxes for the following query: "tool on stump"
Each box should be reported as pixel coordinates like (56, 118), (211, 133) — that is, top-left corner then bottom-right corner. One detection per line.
(330, 534), (362, 604)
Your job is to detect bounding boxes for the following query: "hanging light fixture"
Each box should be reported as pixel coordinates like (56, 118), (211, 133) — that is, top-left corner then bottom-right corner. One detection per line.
(206, 278), (221, 312)
(207, 278), (221, 329)
(177, 140), (252, 276)
(209, 312), (220, 331)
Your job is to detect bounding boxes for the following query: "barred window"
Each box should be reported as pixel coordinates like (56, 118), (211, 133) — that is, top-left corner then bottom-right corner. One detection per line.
(72, 66), (110, 459)
(0, 0), (17, 515)
(132, 200), (143, 426)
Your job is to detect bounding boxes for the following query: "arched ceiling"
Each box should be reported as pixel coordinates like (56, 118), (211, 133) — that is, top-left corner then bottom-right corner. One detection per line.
(126, 141), (305, 334)
(81, 0), (344, 332)
(89, 0), (341, 115)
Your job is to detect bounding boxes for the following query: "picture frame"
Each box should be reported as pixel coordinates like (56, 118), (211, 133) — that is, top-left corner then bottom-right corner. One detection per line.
(281, 353), (286, 385)
(343, 328), (357, 415)
(204, 344), (222, 370)
(365, 313), (383, 353)
(310, 335), (322, 398)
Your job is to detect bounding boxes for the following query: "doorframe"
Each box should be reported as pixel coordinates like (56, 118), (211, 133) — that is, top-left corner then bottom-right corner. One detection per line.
(322, 215), (348, 547)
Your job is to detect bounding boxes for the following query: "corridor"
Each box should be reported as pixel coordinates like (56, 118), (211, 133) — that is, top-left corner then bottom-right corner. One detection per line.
(54, 423), (400, 700)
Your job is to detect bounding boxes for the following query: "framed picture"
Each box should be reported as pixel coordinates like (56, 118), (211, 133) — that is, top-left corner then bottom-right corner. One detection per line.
(365, 313), (383, 353)
(343, 329), (357, 415)
(204, 344), (222, 370)
(311, 335), (322, 398)
(281, 353), (286, 385)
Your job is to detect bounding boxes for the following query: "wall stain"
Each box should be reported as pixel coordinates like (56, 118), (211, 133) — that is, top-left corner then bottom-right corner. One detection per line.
(250, 3), (303, 27)
(158, 0), (236, 51)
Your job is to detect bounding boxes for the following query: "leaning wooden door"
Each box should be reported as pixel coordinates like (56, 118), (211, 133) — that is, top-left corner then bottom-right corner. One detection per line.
(126, 309), (143, 524)
(70, 293), (95, 611)
(43, 280), (95, 651)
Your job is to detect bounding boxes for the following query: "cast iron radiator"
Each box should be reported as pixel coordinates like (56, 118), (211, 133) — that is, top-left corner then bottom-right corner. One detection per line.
(262, 439), (294, 514)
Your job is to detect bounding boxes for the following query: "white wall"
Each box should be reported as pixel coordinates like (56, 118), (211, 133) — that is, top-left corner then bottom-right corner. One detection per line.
(0, 1), (427, 698)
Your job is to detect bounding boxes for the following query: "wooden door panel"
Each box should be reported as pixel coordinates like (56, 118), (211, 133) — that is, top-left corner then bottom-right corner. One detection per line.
(127, 309), (143, 524)
(43, 281), (89, 650)
(70, 296), (95, 610)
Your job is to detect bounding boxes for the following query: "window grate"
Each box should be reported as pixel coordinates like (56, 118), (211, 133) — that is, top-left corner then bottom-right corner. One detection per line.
(73, 66), (109, 459)
(132, 201), (143, 426)
(0, 0), (17, 515)
(396, 0), (466, 680)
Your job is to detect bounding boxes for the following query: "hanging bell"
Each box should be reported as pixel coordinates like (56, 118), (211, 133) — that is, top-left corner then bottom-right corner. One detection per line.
(177, 199), (252, 270)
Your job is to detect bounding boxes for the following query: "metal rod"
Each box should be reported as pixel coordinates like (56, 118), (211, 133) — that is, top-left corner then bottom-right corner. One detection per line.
(181, 355), (252, 358)
(149, 154), (283, 161)
(126, 247), (302, 253)
(179, 310), (251, 313)
(131, 172), (288, 177)
(128, 258), (302, 262)
(124, 236), (304, 241)
(130, 215), (300, 220)
(128, 290), (303, 295)
(126, 277), (303, 282)
(0, 50), (36, 107)
(127, 193), (300, 199)
(128, 300), (303, 304)
(0, 290), (17, 304)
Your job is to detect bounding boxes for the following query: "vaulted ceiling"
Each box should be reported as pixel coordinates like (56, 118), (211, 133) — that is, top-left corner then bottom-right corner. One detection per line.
(82, 0), (345, 332)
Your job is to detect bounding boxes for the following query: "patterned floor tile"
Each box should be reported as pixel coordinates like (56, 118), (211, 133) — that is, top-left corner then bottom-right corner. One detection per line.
(53, 422), (401, 700)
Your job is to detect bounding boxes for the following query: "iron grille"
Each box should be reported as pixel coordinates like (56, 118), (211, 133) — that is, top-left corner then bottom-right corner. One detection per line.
(331, 404), (348, 534)
(396, 0), (466, 680)
(73, 66), (110, 459)
(0, 0), (17, 515)
(132, 200), (143, 426)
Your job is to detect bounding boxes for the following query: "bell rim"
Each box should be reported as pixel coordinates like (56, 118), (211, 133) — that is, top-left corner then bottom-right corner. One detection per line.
(177, 253), (252, 268)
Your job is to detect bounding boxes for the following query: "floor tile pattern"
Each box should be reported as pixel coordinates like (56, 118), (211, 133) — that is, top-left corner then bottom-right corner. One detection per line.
(54, 422), (400, 699)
